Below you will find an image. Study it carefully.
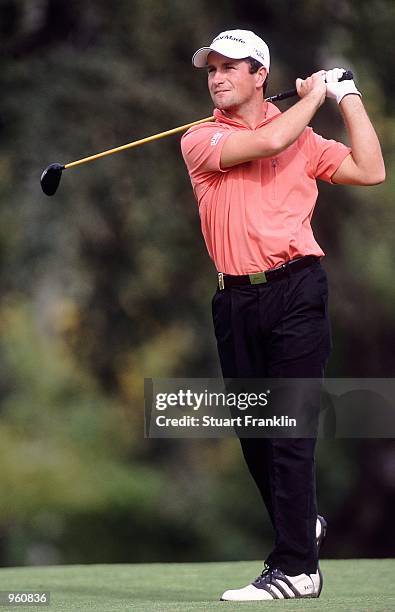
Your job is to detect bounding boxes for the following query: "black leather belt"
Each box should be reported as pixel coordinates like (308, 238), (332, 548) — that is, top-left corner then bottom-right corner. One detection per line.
(218, 256), (320, 290)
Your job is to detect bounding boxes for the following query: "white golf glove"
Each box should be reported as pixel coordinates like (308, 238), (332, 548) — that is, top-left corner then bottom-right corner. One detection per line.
(325, 68), (361, 104)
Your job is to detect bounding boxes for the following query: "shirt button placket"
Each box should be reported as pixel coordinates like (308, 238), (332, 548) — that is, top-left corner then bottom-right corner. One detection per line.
(271, 158), (278, 200)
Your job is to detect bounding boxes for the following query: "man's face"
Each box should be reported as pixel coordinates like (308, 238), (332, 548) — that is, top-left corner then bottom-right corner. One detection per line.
(207, 51), (265, 111)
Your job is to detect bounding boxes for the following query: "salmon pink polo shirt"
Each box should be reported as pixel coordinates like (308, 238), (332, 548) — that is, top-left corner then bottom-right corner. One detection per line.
(181, 102), (351, 275)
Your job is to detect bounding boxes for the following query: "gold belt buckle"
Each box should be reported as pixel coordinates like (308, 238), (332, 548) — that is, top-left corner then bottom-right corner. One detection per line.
(248, 271), (267, 285)
(218, 272), (225, 290)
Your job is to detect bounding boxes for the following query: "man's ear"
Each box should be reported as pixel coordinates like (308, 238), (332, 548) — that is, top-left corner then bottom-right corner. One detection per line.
(256, 67), (268, 90)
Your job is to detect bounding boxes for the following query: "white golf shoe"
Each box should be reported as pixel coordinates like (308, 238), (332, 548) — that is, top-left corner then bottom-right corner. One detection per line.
(220, 516), (327, 601)
(220, 566), (322, 601)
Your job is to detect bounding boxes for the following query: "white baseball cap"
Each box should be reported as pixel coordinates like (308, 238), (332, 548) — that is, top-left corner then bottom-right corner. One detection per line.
(192, 29), (270, 72)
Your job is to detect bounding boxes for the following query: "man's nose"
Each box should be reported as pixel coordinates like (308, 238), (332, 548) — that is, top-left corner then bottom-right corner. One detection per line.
(211, 70), (225, 85)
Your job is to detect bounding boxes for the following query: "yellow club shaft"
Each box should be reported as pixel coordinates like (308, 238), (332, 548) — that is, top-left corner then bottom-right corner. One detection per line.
(64, 116), (215, 170)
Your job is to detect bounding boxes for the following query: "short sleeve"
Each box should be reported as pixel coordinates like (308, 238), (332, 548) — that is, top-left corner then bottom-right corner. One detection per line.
(302, 127), (352, 183)
(181, 123), (233, 178)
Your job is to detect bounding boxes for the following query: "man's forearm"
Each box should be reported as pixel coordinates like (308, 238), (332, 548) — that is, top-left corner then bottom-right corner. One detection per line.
(259, 90), (324, 155)
(339, 95), (385, 183)
(221, 89), (324, 168)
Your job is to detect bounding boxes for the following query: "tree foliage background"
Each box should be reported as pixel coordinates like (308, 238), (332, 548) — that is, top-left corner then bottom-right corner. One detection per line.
(0, 0), (394, 566)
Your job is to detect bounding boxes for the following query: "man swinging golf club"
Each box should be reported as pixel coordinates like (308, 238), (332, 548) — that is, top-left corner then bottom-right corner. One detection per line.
(181, 29), (385, 601)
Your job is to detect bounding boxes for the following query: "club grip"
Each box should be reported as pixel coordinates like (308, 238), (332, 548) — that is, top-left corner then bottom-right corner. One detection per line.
(266, 69), (354, 103)
(338, 69), (354, 82)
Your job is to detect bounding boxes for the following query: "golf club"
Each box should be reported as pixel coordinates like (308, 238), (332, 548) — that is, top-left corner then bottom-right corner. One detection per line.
(40, 70), (354, 196)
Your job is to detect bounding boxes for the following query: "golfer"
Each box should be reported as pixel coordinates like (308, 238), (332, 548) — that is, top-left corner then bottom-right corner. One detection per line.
(181, 29), (384, 601)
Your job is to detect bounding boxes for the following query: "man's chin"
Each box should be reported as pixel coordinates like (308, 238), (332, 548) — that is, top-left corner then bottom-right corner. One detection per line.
(212, 94), (234, 110)
(213, 99), (235, 111)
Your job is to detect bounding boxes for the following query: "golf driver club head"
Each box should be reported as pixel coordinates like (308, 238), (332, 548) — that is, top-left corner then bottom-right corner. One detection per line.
(40, 163), (65, 196)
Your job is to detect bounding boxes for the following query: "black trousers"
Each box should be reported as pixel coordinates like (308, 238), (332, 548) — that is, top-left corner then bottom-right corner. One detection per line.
(211, 259), (332, 575)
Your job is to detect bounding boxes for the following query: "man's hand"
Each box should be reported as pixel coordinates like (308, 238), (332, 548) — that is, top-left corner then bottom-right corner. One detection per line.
(326, 68), (361, 105)
(296, 70), (326, 106)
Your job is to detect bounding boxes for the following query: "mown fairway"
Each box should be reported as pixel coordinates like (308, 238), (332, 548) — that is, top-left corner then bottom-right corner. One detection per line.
(0, 559), (394, 611)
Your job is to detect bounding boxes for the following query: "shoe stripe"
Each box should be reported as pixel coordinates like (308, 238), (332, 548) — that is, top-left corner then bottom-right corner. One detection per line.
(252, 575), (318, 600)
(254, 578), (295, 599)
(253, 567), (320, 600)
(268, 581), (292, 599)
(272, 574), (304, 598)
(273, 580), (295, 598)
(257, 585), (279, 599)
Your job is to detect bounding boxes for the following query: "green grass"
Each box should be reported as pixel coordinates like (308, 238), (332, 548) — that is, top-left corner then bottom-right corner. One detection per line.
(0, 559), (394, 611)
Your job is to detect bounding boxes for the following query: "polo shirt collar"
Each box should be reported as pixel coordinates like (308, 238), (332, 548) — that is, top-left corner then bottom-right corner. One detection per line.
(213, 102), (281, 129)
